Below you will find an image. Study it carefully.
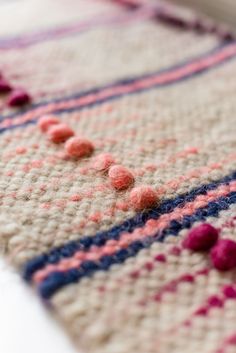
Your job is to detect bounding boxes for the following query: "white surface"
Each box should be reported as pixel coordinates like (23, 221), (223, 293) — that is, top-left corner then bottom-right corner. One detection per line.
(0, 258), (78, 353)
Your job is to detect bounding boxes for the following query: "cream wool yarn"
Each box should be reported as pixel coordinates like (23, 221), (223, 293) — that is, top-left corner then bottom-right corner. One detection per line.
(0, 1), (236, 353)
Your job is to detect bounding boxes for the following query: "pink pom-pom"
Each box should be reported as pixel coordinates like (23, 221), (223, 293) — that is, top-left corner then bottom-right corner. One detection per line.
(129, 185), (158, 210)
(7, 89), (31, 107)
(38, 115), (60, 132)
(92, 153), (115, 172)
(182, 223), (219, 251)
(0, 79), (12, 93)
(65, 137), (94, 158)
(108, 165), (134, 190)
(47, 123), (74, 143)
(210, 239), (236, 271)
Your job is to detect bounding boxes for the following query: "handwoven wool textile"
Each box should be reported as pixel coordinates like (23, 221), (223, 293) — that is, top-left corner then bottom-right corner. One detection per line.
(0, 1), (236, 352)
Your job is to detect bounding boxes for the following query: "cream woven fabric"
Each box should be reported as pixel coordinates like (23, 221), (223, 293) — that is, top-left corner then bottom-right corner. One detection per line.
(0, 1), (236, 353)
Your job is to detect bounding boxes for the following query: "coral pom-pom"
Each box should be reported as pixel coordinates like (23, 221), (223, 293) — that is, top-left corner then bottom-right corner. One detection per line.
(182, 223), (219, 251)
(92, 153), (115, 172)
(65, 137), (94, 158)
(210, 239), (236, 271)
(38, 115), (60, 132)
(108, 165), (134, 190)
(47, 123), (74, 143)
(129, 185), (158, 210)
(7, 89), (31, 107)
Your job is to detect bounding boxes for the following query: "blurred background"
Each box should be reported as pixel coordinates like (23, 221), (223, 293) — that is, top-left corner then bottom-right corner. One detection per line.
(171, 0), (236, 28)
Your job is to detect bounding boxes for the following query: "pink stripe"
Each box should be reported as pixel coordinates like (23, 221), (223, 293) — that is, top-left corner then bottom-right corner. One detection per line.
(33, 180), (236, 284)
(1, 43), (236, 131)
(97, 206), (236, 294)
(0, 6), (154, 49)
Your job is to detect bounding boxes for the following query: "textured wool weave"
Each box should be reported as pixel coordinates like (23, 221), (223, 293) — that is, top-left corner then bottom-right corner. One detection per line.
(0, 0), (236, 352)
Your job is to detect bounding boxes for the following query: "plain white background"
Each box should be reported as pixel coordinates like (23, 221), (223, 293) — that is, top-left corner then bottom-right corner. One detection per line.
(0, 258), (78, 353)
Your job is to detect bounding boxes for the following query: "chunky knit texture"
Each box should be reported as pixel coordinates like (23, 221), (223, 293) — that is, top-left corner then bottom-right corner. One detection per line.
(0, 1), (236, 352)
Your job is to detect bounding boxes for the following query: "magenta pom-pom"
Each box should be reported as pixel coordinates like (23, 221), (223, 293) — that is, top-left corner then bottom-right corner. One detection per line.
(7, 89), (31, 107)
(210, 239), (236, 271)
(0, 79), (12, 94)
(182, 223), (219, 251)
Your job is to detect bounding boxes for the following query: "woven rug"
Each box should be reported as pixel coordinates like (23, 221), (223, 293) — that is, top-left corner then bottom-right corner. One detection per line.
(0, 0), (236, 352)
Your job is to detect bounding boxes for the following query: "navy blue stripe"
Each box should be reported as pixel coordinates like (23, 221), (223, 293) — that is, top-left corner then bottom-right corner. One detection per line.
(0, 120), (36, 134)
(38, 191), (236, 299)
(23, 171), (236, 281)
(1, 40), (235, 125)
(1, 44), (236, 135)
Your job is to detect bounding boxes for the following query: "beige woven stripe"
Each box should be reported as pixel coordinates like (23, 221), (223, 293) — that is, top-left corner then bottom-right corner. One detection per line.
(0, 0), (120, 36)
(52, 205), (236, 353)
(0, 20), (219, 102)
(0, 56), (235, 266)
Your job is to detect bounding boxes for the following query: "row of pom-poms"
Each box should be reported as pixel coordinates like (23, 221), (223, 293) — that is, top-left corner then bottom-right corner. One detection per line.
(38, 116), (236, 271)
(38, 114), (158, 211)
(183, 223), (236, 272)
(0, 73), (31, 107)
